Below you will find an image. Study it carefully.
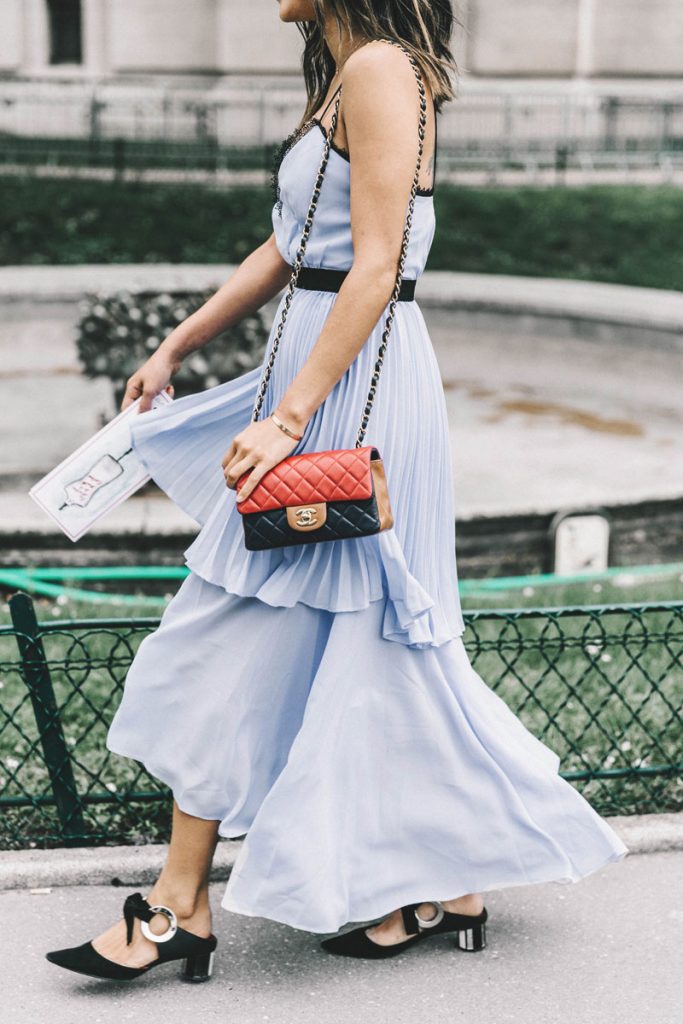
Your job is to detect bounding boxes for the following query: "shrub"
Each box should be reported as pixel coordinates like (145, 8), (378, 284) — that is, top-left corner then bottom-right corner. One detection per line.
(76, 288), (268, 411)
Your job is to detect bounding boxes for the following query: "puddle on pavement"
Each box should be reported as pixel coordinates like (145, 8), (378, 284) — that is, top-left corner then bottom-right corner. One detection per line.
(441, 378), (644, 436)
(484, 399), (644, 436)
(442, 379), (496, 399)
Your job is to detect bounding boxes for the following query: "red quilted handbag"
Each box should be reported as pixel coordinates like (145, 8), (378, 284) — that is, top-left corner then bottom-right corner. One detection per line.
(236, 40), (427, 551)
(237, 445), (393, 550)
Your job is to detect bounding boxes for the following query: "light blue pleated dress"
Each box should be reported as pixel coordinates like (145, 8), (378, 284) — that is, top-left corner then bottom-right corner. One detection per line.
(106, 97), (628, 934)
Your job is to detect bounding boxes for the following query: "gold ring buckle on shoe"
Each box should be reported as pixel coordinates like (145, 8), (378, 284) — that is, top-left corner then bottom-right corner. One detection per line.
(140, 904), (178, 943)
(414, 901), (445, 930)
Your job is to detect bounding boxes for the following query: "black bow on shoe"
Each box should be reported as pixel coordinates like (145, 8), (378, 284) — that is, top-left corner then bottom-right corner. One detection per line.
(123, 891), (155, 945)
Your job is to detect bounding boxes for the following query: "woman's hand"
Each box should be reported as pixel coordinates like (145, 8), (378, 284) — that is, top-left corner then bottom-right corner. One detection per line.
(121, 349), (182, 413)
(222, 415), (306, 502)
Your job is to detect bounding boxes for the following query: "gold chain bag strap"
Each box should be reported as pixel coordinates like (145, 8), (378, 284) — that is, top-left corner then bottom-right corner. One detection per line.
(235, 40), (428, 551)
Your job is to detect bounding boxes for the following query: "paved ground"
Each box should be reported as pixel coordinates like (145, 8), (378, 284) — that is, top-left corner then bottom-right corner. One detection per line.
(1, 285), (681, 532)
(431, 312), (683, 516)
(2, 850), (680, 1024)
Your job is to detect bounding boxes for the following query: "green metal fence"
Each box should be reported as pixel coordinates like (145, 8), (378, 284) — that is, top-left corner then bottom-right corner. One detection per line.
(1, 591), (681, 851)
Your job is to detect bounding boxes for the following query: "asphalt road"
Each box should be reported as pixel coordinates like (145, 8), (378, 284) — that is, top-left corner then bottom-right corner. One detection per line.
(3, 850), (681, 1024)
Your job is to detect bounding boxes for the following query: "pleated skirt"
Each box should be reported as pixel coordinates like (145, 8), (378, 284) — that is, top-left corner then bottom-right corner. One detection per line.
(106, 287), (628, 933)
(123, 289), (466, 649)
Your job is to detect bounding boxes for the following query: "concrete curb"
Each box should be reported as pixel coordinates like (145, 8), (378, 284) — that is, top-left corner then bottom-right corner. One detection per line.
(2, 265), (683, 346)
(416, 271), (683, 343)
(0, 836), (243, 891)
(1, 812), (682, 892)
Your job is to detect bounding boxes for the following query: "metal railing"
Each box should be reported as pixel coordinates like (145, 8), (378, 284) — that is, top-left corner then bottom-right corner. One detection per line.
(2, 87), (683, 179)
(1, 591), (681, 850)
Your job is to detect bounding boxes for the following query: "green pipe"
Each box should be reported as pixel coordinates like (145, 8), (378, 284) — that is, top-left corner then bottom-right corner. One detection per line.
(20, 567), (186, 580)
(0, 560), (681, 607)
(0, 569), (170, 607)
(9, 561), (683, 585)
(458, 561), (683, 593)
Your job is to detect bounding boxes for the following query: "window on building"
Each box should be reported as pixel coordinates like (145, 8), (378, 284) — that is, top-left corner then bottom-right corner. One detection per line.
(46, 0), (83, 65)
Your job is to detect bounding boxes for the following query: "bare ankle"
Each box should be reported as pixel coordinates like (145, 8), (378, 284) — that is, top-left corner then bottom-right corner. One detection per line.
(441, 893), (484, 915)
(145, 880), (211, 921)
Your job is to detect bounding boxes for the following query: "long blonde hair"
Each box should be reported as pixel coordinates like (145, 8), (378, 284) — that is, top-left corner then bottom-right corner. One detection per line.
(294, 1), (459, 128)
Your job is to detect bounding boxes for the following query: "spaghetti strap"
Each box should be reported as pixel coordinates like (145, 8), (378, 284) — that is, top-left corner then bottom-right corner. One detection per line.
(433, 106), (438, 191)
(317, 82), (342, 122)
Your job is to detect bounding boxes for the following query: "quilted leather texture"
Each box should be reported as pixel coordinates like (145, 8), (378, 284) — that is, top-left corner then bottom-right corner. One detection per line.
(236, 446), (380, 514)
(242, 496), (381, 550)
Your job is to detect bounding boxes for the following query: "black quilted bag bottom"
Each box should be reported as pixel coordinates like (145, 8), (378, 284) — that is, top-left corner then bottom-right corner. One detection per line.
(241, 495), (382, 550)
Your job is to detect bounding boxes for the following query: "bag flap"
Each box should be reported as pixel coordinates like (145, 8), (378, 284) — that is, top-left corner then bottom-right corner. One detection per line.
(236, 446), (378, 514)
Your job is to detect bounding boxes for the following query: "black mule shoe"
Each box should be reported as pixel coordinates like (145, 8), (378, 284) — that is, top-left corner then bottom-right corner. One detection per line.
(45, 891), (218, 982)
(320, 901), (488, 959)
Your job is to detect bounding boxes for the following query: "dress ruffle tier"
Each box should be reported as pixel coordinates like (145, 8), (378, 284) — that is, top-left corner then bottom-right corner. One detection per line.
(106, 570), (628, 934)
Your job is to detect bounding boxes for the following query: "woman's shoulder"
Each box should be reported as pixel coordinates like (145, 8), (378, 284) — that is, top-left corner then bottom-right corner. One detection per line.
(340, 39), (431, 156)
(341, 38), (419, 93)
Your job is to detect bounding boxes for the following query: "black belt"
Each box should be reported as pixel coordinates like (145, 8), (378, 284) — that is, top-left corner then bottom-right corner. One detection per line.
(294, 266), (416, 301)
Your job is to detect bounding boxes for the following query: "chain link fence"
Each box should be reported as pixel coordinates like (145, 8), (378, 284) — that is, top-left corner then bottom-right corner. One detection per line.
(1, 591), (681, 851)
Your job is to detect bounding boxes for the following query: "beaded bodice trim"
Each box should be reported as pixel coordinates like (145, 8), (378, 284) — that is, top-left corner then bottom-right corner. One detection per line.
(272, 82), (348, 217)
(270, 104), (350, 217)
(271, 121), (349, 217)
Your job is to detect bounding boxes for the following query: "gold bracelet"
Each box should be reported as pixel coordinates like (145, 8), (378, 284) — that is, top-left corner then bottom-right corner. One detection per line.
(270, 412), (303, 441)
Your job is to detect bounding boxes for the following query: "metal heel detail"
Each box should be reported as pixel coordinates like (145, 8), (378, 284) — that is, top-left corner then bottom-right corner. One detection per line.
(181, 948), (215, 982)
(455, 922), (486, 952)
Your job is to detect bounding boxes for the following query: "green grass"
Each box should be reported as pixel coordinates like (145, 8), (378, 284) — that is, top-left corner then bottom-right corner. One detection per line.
(459, 569), (683, 612)
(0, 179), (270, 266)
(2, 178), (683, 289)
(431, 184), (683, 289)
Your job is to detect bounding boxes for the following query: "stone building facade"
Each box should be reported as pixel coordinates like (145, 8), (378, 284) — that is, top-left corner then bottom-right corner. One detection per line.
(1, 0), (682, 82)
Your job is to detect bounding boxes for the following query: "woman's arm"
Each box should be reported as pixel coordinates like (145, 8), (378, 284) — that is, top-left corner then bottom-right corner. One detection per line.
(223, 41), (426, 501)
(121, 231), (292, 411)
(273, 42), (425, 431)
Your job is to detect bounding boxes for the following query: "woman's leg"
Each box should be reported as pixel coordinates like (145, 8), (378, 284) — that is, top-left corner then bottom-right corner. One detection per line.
(91, 800), (220, 968)
(365, 893), (485, 946)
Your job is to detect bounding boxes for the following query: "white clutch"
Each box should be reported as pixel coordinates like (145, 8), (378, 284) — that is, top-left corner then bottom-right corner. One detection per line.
(29, 391), (174, 542)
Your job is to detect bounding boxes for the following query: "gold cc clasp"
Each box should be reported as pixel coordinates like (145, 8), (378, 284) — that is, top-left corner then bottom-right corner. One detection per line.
(286, 502), (327, 532)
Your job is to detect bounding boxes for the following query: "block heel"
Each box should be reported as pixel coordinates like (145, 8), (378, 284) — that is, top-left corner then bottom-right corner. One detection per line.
(455, 921), (486, 951)
(181, 948), (216, 983)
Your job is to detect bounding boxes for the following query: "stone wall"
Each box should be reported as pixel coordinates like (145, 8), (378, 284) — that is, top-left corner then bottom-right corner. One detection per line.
(592, 0), (683, 76)
(465, 0), (580, 76)
(1, 0), (682, 80)
(464, 0), (683, 78)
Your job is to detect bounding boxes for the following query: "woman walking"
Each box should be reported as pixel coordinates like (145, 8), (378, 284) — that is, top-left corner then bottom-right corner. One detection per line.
(46, 1), (627, 982)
